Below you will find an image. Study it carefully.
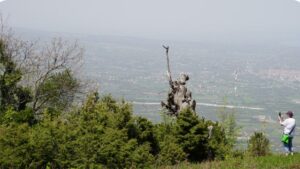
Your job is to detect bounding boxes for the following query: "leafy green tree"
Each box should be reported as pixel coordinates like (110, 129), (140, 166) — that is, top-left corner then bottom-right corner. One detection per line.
(206, 120), (232, 160)
(173, 108), (231, 162)
(128, 116), (159, 154)
(69, 94), (155, 168)
(156, 135), (186, 166)
(0, 40), (32, 122)
(36, 69), (79, 112)
(28, 38), (83, 114)
(0, 33), (83, 122)
(0, 94), (156, 168)
(175, 108), (210, 162)
(154, 113), (186, 165)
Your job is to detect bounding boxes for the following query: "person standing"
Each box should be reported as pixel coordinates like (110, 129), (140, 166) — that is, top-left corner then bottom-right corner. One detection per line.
(278, 111), (296, 156)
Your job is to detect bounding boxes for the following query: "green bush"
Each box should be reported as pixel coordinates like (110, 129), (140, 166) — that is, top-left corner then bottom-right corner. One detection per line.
(128, 116), (159, 155)
(69, 94), (155, 168)
(154, 115), (187, 165)
(174, 108), (230, 162)
(217, 101), (240, 149)
(0, 40), (32, 117)
(156, 135), (186, 166)
(0, 123), (32, 168)
(0, 92), (234, 168)
(207, 121), (233, 160)
(175, 109), (209, 162)
(0, 94), (156, 168)
(247, 132), (270, 156)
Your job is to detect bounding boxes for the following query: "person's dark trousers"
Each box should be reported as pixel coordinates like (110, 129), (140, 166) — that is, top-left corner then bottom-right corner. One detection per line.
(283, 137), (293, 154)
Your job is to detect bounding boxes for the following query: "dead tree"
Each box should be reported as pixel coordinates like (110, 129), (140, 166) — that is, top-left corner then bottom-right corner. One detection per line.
(161, 46), (196, 116)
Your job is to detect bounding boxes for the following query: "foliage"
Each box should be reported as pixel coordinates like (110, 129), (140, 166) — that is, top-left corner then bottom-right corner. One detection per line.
(217, 99), (240, 148)
(207, 121), (233, 160)
(156, 135), (186, 166)
(37, 69), (79, 111)
(247, 132), (270, 157)
(174, 108), (230, 162)
(68, 94), (156, 168)
(28, 38), (83, 114)
(0, 40), (33, 125)
(0, 93), (236, 168)
(0, 94), (155, 168)
(0, 32), (82, 123)
(128, 116), (160, 155)
(0, 40), (32, 114)
(174, 108), (209, 161)
(155, 115), (186, 166)
(1, 107), (35, 124)
(0, 123), (32, 168)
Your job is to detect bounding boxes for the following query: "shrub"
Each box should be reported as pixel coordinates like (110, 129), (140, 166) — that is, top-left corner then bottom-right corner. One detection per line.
(156, 135), (186, 166)
(70, 94), (155, 168)
(173, 108), (232, 161)
(247, 132), (270, 156)
(0, 123), (32, 168)
(207, 121), (232, 160)
(217, 102), (240, 148)
(0, 94), (234, 168)
(127, 116), (159, 155)
(154, 115), (187, 165)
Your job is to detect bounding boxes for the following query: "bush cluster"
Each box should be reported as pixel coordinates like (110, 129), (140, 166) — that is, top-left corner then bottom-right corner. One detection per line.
(0, 92), (233, 168)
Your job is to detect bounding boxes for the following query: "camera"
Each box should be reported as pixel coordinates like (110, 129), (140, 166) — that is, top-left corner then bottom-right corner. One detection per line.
(278, 112), (281, 116)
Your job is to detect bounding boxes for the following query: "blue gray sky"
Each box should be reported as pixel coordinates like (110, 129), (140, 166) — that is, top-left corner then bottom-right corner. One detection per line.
(0, 0), (300, 41)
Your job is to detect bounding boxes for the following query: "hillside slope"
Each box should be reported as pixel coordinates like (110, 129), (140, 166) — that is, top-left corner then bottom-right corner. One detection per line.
(161, 153), (300, 169)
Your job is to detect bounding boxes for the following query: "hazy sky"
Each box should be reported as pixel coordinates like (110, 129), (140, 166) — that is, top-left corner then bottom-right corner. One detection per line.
(0, 0), (300, 41)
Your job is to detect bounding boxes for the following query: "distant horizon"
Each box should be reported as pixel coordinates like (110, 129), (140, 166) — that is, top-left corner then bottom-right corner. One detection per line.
(12, 26), (300, 47)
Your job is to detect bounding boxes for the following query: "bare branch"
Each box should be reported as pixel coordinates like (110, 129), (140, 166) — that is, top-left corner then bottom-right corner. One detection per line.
(0, 16), (84, 115)
(162, 45), (172, 84)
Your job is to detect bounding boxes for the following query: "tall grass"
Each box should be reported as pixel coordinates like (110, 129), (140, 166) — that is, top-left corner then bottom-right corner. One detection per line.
(159, 153), (300, 169)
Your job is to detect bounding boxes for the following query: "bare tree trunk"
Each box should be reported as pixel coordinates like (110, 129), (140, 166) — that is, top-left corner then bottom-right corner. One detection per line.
(162, 45), (173, 87)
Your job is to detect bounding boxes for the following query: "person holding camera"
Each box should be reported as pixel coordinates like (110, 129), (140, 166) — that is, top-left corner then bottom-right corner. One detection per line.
(278, 111), (296, 156)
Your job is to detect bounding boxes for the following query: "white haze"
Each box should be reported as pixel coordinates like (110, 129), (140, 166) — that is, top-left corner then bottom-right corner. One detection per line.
(0, 0), (300, 42)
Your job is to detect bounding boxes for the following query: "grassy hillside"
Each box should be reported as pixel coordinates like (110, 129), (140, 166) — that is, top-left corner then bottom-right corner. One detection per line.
(160, 153), (300, 169)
